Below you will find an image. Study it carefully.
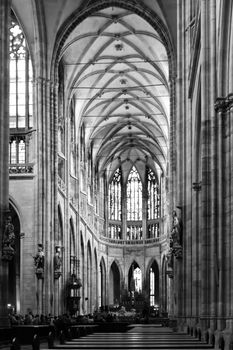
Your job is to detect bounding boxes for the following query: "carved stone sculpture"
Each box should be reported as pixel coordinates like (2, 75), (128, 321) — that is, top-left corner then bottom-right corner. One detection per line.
(34, 244), (44, 278)
(170, 210), (183, 259)
(54, 246), (62, 279)
(2, 216), (15, 261)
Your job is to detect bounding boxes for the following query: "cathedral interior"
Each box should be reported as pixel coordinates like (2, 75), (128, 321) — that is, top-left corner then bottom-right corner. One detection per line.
(1, 0), (233, 348)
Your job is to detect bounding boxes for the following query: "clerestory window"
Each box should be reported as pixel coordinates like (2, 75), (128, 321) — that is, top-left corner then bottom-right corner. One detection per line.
(9, 12), (33, 174)
(9, 13), (33, 130)
(108, 168), (122, 221)
(127, 166), (142, 220)
(147, 168), (160, 219)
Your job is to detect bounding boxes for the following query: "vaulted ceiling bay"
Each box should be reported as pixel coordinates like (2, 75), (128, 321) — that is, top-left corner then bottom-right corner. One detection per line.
(61, 6), (170, 181)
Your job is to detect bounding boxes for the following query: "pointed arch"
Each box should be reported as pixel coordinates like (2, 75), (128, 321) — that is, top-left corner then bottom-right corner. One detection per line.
(161, 254), (168, 315)
(99, 256), (107, 309)
(93, 248), (98, 311)
(128, 260), (142, 294)
(7, 201), (21, 313)
(80, 231), (85, 314)
(146, 258), (159, 307)
(126, 166), (142, 221)
(109, 260), (121, 306)
(87, 240), (92, 313)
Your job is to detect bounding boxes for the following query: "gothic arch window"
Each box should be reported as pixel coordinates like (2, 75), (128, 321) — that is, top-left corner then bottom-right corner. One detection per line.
(58, 64), (65, 155)
(108, 168), (122, 221)
(147, 167), (160, 220)
(9, 12), (33, 130)
(69, 98), (76, 176)
(127, 166), (142, 221)
(9, 12), (33, 168)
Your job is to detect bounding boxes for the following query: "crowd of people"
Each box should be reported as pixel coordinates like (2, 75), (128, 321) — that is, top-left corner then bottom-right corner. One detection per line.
(8, 304), (164, 328)
(9, 311), (73, 328)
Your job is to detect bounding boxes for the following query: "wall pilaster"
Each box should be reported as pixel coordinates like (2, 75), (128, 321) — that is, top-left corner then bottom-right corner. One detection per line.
(0, 0), (12, 327)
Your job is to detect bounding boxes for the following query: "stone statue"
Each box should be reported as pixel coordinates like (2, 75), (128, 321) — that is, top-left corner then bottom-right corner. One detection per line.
(171, 210), (182, 246)
(3, 216), (15, 247)
(54, 246), (62, 279)
(34, 244), (44, 271)
(2, 216), (15, 261)
(167, 249), (174, 269)
(169, 210), (183, 259)
(54, 250), (62, 271)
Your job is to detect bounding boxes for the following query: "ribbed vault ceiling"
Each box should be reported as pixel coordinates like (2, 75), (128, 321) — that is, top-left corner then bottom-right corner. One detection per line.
(62, 6), (170, 180)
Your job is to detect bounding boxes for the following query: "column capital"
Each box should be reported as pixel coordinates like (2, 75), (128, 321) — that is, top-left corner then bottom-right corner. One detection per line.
(214, 97), (227, 112)
(227, 93), (233, 110)
(215, 93), (233, 112)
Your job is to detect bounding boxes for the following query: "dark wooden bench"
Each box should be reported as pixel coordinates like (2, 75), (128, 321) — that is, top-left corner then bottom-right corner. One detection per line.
(12, 325), (55, 344)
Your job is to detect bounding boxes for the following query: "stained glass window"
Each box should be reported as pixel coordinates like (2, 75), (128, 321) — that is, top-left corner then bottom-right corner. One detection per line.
(127, 166), (142, 220)
(108, 168), (122, 221)
(9, 14), (33, 129)
(134, 267), (142, 293)
(147, 168), (160, 219)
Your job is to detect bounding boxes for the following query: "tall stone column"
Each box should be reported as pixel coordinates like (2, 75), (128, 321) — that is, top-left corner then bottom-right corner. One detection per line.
(227, 96), (233, 327)
(0, 0), (12, 327)
(200, 0), (212, 332)
(34, 76), (56, 315)
(208, 0), (217, 332)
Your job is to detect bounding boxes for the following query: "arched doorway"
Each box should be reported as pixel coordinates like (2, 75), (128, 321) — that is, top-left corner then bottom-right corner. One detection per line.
(148, 260), (159, 308)
(127, 261), (143, 311)
(93, 248), (98, 311)
(87, 241), (92, 313)
(109, 261), (120, 306)
(99, 258), (106, 310)
(161, 255), (168, 315)
(8, 203), (20, 313)
(128, 261), (142, 294)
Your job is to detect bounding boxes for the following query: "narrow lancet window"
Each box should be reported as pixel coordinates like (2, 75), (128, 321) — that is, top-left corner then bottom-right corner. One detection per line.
(108, 168), (122, 221)
(127, 166), (142, 220)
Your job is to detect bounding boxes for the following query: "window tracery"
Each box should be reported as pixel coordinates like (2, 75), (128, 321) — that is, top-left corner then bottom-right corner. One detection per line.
(127, 166), (142, 221)
(108, 166), (162, 240)
(108, 168), (122, 221)
(9, 14), (33, 130)
(147, 168), (160, 220)
(9, 13), (33, 175)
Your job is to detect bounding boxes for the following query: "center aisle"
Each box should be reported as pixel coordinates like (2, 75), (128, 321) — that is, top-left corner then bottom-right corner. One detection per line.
(43, 324), (213, 350)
